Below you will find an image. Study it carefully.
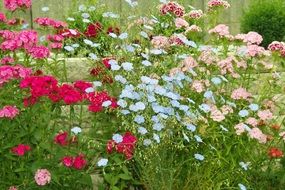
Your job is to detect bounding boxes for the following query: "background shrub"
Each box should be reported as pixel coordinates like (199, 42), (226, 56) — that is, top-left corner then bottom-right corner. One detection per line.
(241, 0), (285, 47)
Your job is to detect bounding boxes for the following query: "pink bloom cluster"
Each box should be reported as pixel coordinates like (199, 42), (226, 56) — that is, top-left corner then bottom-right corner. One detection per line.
(186, 10), (203, 19)
(151, 36), (170, 49)
(185, 25), (202, 33)
(231, 88), (252, 100)
(217, 56), (239, 77)
(268, 41), (285, 57)
(160, 1), (185, 17)
(181, 56), (198, 71)
(34, 17), (67, 29)
(11, 144), (31, 156)
(249, 128), (267, 144)
(0, 30), (38, 51)
(258, 109), (273, 121)
(209, 24), (230, 37)
(210, 106), (225, 122)
(27, 46), (50, 59)
(0, 105), (19, 119)
(246, 45), (265, 57)
(208, 0), (230, 9)
(107, 132), (137, 160)
(62, 154), (87, 170)
(1, 56), (14, 65)
(4, 0), (31, 11)
(0, 12), (6, 22)
(34, 169), (51, 186)
(243, 32), (263, 45)
(0, 65), (32, 86)
(175, 18), (189, 29)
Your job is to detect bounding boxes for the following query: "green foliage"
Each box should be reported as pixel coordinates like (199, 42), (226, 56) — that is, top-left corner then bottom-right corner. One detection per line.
(241, 0), (285, 47)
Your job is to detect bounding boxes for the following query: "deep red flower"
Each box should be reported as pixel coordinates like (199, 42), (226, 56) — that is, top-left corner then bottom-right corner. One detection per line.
(54, 131), (69, 146)
(102, 58), (112, 69)
(59, 84), (82, 105)
(73, 80), (92, 93)
(107, 140), (115, 154)
(11, 144), (31, 156)
(268, 147), (284, 158)
(73, 154), (87, 170)
(107, 27), (120, 35)
(62, 156), (74, 167)
(84, 22), (102, 38)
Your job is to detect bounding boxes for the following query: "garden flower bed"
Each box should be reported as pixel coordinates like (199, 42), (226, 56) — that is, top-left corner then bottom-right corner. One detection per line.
(1, 0), (285, 190)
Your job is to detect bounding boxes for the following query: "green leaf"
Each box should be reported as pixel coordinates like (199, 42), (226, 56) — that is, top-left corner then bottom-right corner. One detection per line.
(118, 173), (132, 180)
(111, 186), (120, 190)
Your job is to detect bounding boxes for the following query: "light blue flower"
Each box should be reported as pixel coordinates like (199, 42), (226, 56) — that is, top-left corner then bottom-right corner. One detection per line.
(85, 87), (94, 93)
(103, 12), (119, 18)
(102, 100), (112, 107)
(165, 92), (179, 100)
(117, 99), (127, 108)
(153, 134), (160, 143)
(239, 110), (249, 117)
(135, 102), (146, 110)
(147, 95), (156, 103)
(152, 115), (160, 123)
(249, 104), (259, 111)
(112, 134), (123, 143)
(115, 75), (127, 84)
(158, 113), (168, 119)
(211, 77), (222, 85)
(141, 76), (158, 85)
(155, 86), (167, 95)
(123, 45), (135, 52)
(82, 13), (90, 18)
(150, 49), (166, 55)
(97, 158), (108, 167)
(138, 127), (148, 135)
(153, 123), (164, 131)
(89, 6), (96, 11)
(71, 43), (80, 48)
(71, 127), (82, 135)
(93, 81), (102, 87)
(134, 115), (145, 124)
(64, 46), (75, 52)
(143, 139), (152, 146)
(119, 32), (128, 40)
(39, 36), (46, 42)
(194, 153), (204, 161)
(194, 135), (203, 143)
(142, 60), (152, 66)
(179, 105), (189, 112)
(89, 53), (98, 60)
(171, 100), (180, 108)
(78, 4), (86, 11)
(239, 162), (249, 171)
(199, 104), (211, 113)
(204, 91), (213, 99)
(186, 124), (196, 132)
(238, 184), (247, 190)
(140, 31), (149, 39)
(121, 110), (130, 115)
(144, 25), (154, 31)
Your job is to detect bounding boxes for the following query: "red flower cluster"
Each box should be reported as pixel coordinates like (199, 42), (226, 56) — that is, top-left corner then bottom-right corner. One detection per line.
(84, 22), (102, 38)
(20, 76), (117, 111)
(107, 132), (137, 160)
(4, 0), (32, 11)
(268, 147), (283, 158)
(34, 17), (67, 29)
(0, 65), (32, 86)
(11, 144), (31, 156)
(160, 2), (185, 17)
(62, 154), (87, 170)
(54, 131), (69, 146)
(0, 12), (7, 22)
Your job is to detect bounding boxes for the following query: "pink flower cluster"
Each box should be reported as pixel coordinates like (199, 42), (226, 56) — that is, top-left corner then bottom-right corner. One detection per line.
(0, 105), (19, 119)
(0, 12), (6, 22)
(107, 132), (137, 160)
(0, 30), (38, 51)
(0, 65), (32, 86)
(258, 109), (273, 121)
(243, 32), (263, 45)
(210, 106), (225, 122)
(34, 169), (51, 186)
(246, 45), (265, 57)
(4, 0), (32, 11)
(231, 87), (252, 100)
(61, 154), (87, 170)
(208, 0), (230, 9)
(249, 128), (267, 144)
(160, 1), (185, 17)
(27, 46), (50, 59)
(151, 36), (170, 49)
(209, 24), (230, 37)
(175, 18), (189, 29)
(268, 41), (285, 57)
(34, 17), (67, 29)
(1, 56), (14, 65)
(11, 144), (31, 156)
(186, 10), (203, 19)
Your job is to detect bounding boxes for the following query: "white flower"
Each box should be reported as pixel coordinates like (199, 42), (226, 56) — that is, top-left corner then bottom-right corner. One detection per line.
(89, 53), (98, 60)
(72, 44), (80, 48)
(194, 153), (205, 161)
(85, 87), (95, 93)
(140, 31), (148, 39)
(102, 100), (112, 107)
(71, 127), (82, 135)
(238, 184), (247, 190)
(138, 127), (148, 135)
(82, 13), (90, 19)
(64, 46), (75, 52)
(97, 158), (108, 167)
(89, 6), (96, 11)
(83, 19), (91, 23)
(67, 17), (75, 21)
(153, 134), (160, 143)
(41, 7), (49, 12)
(117, 99), (127, 108)
(142, 60), (152, 66)
(112, 134), (123, 143)
(79, 4), (86, 11)
(143, 139), (152, 146)
(93, 81), (102, 87)
(122, 62), (133, 71)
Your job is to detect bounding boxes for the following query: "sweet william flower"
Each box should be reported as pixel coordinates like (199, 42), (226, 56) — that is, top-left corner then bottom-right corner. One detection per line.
(54, 131), (69, 146)
(73, 154), (87, 170)
(0, 105), (19, 119)
(8, 186), (18, 190)
(34, 169), (51, 186)
(4, 0), (32, 11)
(11, 144), (31, 156)
(268, 147), (283, 159)
(62, 156), (74, 167)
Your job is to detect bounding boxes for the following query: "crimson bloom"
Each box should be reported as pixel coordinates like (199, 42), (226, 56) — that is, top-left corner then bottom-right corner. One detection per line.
(11, 144), (31, 156)
(54, 131), (69, 146)
(268, 147), (284, 159)
(84, 22), (102, 37)
(62, 156), (74, 167)
(72, 154), (87, 170)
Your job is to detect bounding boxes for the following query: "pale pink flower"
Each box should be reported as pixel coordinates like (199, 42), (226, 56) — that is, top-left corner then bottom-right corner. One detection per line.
(198, 50), (217, 65)
(248, 128), (267, 144)
(243, 32), (263, 45)
(191, 80), (204, 93)
(151, 36), (169, 49)
(8, 186), (18, 190)
(245, 117), (258, 127)
(210, 108), (225, 122)
(231, 88), (252, 100)
(246, 45), (265, 57)
(235, 33), (246, 41)
(34, 169), (51, 186)
(234, 123), (246, 135)
(236, 60), (247, 69)
(185, 25), (202, 33)
(175, 18), (189, 28)
(208, 0), (230, 9)
(258, 109), (273, 121)
(181, 56), (198, 71)
(209, 24), (230, 37)
(0, 105), (19, 119)
(221, 105), (233, 115)
(217, 56), (235, 75)
(187, 10), (203, 19)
